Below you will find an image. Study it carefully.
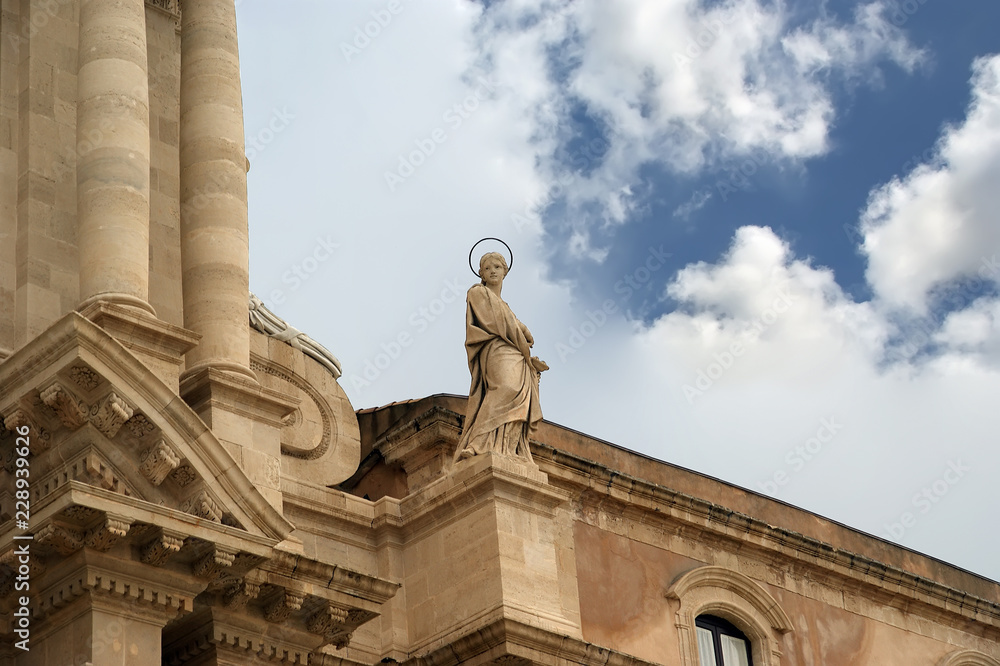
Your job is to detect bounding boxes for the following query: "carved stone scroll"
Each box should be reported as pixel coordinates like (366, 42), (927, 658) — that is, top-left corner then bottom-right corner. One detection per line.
(306, 603), (350, 634)
(181, 490), (222, 522)
(3, 409), (50, 453)
(88, 392), (134, 438)
(36, 524), (85, 556)
(264, 590), (306, 623)
(193, 546), (237, 579)
(39, 382), (88, 430)
(224, 579), (261, 610)
(140, 439), (181, 486)
(85, 516), (133, 552)
(141, 530), (185, 566)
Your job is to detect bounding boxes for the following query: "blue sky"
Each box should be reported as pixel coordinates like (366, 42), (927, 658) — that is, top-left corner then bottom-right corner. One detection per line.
(236, 1), (1000, 582)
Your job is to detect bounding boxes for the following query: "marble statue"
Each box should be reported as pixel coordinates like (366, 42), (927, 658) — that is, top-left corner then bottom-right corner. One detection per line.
(454, 252), (548, 463)
(248, 293), (343, 379)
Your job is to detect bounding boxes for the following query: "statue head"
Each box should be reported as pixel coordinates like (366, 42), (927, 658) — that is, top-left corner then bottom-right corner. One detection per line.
(479, 252), (509, 285)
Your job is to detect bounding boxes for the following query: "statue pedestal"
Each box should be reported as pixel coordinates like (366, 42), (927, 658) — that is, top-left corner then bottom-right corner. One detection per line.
(374, 451), (583, 656)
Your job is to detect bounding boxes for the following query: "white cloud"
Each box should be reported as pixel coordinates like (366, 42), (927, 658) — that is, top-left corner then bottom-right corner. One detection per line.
(861, 55), (1000, 311)
(540, 220), (1000, 581)
(559, 55), (1000, 575)
(472, 0), (924, 243)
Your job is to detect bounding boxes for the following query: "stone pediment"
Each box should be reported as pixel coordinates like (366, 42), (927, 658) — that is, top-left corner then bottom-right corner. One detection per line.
(0, 311), (293, 544)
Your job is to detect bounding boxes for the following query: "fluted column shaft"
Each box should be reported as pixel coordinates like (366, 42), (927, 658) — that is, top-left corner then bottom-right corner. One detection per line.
(179, 0), (254, 380)
(77, 0), (154, 314)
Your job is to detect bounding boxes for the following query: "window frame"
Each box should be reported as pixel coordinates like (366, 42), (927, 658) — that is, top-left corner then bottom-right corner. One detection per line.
(695, 614), (754, 666)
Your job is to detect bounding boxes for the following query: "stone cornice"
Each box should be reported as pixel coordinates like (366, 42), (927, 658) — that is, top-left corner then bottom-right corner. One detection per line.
(280, 476), (376, 534)
(261, 549), (399, 605)
(16, 480), (277, 558)
(532, 443), (1000, 633)
(376, 405), (463, 490)
(403, 618), (658, 666)
(392, 453), (569, 543)
(180, 366), (299, 429)
(78, 301), (199, 365)
(163, 606), (316, 666)
(32, 549), (204, 624)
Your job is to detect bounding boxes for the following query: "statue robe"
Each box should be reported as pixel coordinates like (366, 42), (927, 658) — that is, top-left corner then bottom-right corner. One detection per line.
(455, 284), (541, 463)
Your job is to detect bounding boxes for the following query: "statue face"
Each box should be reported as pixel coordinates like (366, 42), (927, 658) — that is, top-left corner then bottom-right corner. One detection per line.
(481, 256), (506, 287)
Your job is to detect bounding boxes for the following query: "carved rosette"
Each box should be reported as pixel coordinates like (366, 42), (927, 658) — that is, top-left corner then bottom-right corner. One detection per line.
(68, 365), (101, 391)
(124, 413), (158, 439)
(140, 439), (181, 486)
(170, 465), (198, 487)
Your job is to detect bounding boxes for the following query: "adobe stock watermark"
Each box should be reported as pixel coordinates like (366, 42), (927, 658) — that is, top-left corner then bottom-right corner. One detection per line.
(715, 147), (775, 203)
(842, 145), (938, 246)
(757, 417), (845, 496)
(672, 10), (742, 70)
(246, 107), (295, 163)
(340, 0), (408, 63)
(555, 245), (672, 363)
(5, 0), (73, 49)
(884, 459), (970, 542)
(383, 77), (499, 192)
(350, 278), (466, 392)
(672, 147), (777, 219)
(877, 254), (999, 365)
(184, 107), (295, 218)
(887, 0), (932, 27)
(263, 235), (340, 308)
(683, 285), (796, 404)
(510, 133), (617, 235)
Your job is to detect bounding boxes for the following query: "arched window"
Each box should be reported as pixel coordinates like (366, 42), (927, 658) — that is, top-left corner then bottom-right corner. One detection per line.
(666, 566), (792, 666)
(939, 650), (1000, 666)
(696, 615), (753, 666)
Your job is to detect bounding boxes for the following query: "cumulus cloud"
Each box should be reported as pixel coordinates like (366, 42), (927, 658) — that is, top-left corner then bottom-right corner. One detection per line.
(861, 55), (1000, 312)
(564, 58), (1000, 577)
(646, 226), (887, 398)
(472, 0), (924, 245)
(572, 217), (1000, 580)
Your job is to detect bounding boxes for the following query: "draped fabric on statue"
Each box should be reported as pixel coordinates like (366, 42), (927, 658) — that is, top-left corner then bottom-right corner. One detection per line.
(455, 284), (542, 463)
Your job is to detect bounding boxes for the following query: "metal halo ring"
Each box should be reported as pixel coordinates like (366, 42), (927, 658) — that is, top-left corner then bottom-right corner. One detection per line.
(469, 237), (514, 278)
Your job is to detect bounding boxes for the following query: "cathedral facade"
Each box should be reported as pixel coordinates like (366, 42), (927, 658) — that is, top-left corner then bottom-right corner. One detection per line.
(0, 1), (998, 664)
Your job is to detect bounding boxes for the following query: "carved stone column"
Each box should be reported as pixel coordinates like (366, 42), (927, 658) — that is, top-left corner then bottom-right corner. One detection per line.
(178, 0), (255, 382)
(76, 0), (154, 315)
(176, 0), (297, 513)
